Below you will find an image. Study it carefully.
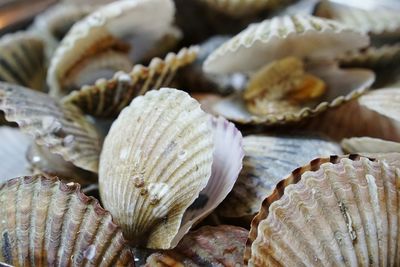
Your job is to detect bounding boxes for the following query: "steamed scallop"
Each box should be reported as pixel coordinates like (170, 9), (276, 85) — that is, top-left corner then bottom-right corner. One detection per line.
(245, 155), (400, 266)
(47, 0), (177, 97)
(203, 15), (374, 124)
(99, 88), (243, 249)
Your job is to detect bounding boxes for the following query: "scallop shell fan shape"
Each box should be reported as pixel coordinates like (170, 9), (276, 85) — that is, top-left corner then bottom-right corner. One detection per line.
(99, 88), (214, 249)
(246, 156), (400, 266)
(0, 175), (134, 266)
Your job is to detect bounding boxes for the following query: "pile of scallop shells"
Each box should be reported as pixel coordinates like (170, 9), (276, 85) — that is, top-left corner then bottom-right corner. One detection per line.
(0, 0), (399, 266)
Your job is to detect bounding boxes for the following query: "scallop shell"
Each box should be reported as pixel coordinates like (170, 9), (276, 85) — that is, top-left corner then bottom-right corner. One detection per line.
(0, 82), (101, 173)
(0, 32), (45, 91)
(203, 15), (369, 74)
(338, 44), (400, 69)
(99, 88), (214, 249)
(27, 143), (97, 185)
(62, 46), (198, 118)
(0, 127), (31, 183)
(47, 0), (176, 97)
(314, 0), (400, 37)
(199, 0), (294, 17)
(245, 155), (400, 266)
(145, 225), (248, 266)
(208, 63), (374, 124)
(342, 137), (400, 154)
(358, 88), (400, 122)
(0, 175), (134, 266)
(217, 134), (342, 219)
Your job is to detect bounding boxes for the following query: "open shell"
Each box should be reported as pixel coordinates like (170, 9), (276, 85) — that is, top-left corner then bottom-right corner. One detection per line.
(0, 82), (101, 173)
(62, 46), (198, 118)
(245, 155), (400, 266)
(217, 134), (342, 219)
(0, 175), (134, 266)
(145, 225), (248, 266)
(0, 32), (45, 91)
(99, 88), (214, 249)
(47, 0), (176, 97)
(0, 127), (31, 183)
(203, 15), (369, 74)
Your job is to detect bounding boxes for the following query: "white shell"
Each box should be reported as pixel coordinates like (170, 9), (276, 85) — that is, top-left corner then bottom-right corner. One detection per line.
(342, 137), (400, 154)
(358, 88), (400, 122)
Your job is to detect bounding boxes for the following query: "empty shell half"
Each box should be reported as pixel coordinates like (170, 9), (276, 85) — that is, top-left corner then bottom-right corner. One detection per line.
(0, 175), (134, 266)
(245, 155), (400, 266)
(99, 88), (243, 249)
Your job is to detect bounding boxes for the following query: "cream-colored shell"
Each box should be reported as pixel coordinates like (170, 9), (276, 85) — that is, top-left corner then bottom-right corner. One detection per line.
(359, 88), (400, 122)
(342, 137), (400, 154)
(246, 156), (400, 266)
(203, 15), (369, 74)
(99, 88), (214, 249)
(47, 0), (175, 97)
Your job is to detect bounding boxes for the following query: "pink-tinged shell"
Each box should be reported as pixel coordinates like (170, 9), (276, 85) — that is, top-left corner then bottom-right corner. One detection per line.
(246, 155), (400, 266)
(171, 116), (244, 246)
(62, 46), (198, 118)
(99, 88), (214, 249)
(217, 134), (342, 219)
(145, 225), (248, 266)
(0, 175), (134, 266)
(0, 82), (101, 173)
(0, 127), (31, 183)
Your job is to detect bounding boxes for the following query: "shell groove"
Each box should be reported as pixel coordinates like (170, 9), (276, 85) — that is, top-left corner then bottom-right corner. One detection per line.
(0, 175), (134, 266)
(0, 82), (101, 173)
(246, 156), (400, 266)
(217, 134), (342, 219)
(99, 88), (214, 249)
(62, 46), (198, 118)
(203, 15), (369, 74)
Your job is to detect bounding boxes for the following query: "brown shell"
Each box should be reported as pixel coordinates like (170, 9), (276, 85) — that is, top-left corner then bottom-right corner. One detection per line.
(0, 175), (134, 266)
(145, 225), (248, 266)
(245, 155), (400, 266)
(0, 82), (101, 173)
(62, 46), (198, 118)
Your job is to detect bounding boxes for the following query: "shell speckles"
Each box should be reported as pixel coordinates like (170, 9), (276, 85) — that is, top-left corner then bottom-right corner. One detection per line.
(0, 175), (134, 266)
(99, 88), (214, 249)
(245, 156), (400, 266)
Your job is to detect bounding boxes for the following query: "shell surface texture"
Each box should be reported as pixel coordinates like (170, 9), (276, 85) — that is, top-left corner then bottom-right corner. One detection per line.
(246, 155), (400, 266)
(99, 88), (214, 249)
(0, 175), (134, 266)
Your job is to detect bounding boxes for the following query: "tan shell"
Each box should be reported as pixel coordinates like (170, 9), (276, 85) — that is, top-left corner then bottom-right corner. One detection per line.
(145, 225), (248, 266)
(99, 88), (214, 249)
(342, 137), (400, 154)
(245, 155), (400, 266)
(0, 127), (31, 183)
(358, 88), (400, 122)
(217, 134), (342, 219)
(62, 46), (198, 118)
(47, 0), (176, 97)
(0, 175), (134, 266)
(0, 82), (101, 173)
(208, 63), (374, 124)
(315, 0), (400, 37)
(203, 15), (369, 74)
(0, 32), (45, 91)
(338, 44), (400, 69)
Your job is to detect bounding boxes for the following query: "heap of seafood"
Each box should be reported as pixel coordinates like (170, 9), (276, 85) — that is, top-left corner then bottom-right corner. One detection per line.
(0, 0), (399, 266)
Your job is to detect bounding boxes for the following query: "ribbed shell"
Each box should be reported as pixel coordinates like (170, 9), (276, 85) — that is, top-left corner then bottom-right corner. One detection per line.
(246, 156), (400, 266)
(217, 134), (342, 218)
(209, 64), (374, 125)
(200, 0), (294, 17)
(203, 15), (369, 74)
(0, 32), (45, 91)
(338, 44), (400, 69)
(62, 46), (198, 118)
(0, 175), (134, 266)
(358, 88), (400, 122)
(0, 127), (31, 183)
(145, 225), (248, 266)
(342, 137), (400, 154)
(0, 82), (101, 173)
(47, 0), (175, 97)
(315, 1), (400, 37)
(99, 88), (214, 249)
